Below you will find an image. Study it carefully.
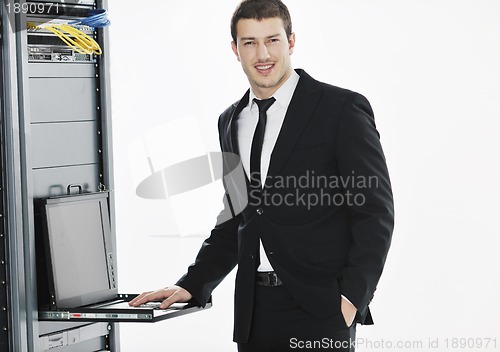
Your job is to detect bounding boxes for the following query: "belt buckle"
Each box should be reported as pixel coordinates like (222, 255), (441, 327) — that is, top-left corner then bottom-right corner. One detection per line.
(267, 272), (278, 287)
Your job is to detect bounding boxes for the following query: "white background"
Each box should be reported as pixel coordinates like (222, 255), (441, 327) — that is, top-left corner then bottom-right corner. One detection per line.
(107, 1), (500, 351)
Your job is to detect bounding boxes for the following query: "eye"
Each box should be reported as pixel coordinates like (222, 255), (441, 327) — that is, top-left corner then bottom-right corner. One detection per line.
(244, 41), (255, 46)
(269, 38), (280, 43)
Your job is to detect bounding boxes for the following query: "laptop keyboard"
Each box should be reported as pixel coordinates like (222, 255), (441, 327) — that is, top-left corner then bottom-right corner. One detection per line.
(140, 302), (162, 309)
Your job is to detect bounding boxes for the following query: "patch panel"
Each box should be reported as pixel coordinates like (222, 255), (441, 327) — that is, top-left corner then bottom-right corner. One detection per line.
(28, 45), (94, 63)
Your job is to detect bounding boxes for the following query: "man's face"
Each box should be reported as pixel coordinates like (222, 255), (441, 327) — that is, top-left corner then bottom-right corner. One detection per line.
(232, 17), (295, 99)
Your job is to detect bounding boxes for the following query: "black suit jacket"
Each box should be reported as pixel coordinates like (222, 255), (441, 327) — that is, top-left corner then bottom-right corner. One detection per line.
(177, 69), (394, 343)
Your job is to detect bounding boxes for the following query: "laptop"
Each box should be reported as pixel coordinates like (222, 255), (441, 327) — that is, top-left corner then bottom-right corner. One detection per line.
(34, 191), (211, 323)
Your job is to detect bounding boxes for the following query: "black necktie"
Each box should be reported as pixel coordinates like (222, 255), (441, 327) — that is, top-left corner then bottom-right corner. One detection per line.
(250, 97), (276, 191)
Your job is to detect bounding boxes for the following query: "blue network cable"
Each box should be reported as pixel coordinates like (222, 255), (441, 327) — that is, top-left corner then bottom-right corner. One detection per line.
(70, 9), (111, 28)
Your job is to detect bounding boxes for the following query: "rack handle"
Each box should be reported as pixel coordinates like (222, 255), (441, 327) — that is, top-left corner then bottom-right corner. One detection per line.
(66, 184), (83, 195)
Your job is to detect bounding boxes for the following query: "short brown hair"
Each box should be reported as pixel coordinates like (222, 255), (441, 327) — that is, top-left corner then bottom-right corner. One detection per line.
(230, 0), (292, 45)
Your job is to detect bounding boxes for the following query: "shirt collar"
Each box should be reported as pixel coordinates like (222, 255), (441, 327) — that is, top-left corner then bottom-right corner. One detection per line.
(248, 70), (300, 111)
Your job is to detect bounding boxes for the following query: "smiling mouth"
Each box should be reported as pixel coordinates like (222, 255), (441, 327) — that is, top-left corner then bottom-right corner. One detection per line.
(255, 63), (275, 73)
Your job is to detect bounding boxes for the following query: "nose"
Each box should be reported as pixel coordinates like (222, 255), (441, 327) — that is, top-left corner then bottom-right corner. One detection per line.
(256, 43), (271, 61)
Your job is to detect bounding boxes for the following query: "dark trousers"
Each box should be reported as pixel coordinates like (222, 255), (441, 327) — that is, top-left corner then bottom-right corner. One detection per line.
(238, 285), (356, 352)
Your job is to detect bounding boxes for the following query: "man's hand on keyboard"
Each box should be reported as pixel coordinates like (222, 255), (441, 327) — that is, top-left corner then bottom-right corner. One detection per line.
(129, 285), (193, 309)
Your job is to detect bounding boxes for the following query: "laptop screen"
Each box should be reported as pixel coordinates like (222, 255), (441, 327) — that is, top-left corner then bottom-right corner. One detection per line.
(38, 192), (117, 308)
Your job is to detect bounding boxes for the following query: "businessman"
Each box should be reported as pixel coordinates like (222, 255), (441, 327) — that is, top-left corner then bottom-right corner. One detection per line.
(130, 1), (394, 351)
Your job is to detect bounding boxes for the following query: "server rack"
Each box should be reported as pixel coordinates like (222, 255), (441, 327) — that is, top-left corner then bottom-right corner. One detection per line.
(2, 2), (29, 350)
(2, 0), (120, 350)
(1, 21), (12, 349)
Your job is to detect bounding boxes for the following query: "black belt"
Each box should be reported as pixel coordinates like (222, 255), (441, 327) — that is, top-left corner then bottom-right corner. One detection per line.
(255, 271), (283, 287)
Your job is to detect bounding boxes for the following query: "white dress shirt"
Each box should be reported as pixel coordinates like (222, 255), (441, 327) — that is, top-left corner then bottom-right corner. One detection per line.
(237, 70), (300, 272)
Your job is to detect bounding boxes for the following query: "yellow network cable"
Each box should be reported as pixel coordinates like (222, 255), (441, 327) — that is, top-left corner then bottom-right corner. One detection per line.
(43, 23), (102, 55)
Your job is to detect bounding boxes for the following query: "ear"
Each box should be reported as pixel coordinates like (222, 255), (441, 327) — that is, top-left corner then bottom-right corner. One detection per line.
(231, 41), (240, 62)
(288, 32), (296, 55)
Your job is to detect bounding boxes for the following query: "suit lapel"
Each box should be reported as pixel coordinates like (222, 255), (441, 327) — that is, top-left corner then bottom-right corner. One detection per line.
(265, 70), (322, 186)
(225, 90), (250, 156)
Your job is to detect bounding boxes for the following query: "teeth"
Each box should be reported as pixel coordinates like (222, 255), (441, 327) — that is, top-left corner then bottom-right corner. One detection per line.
(257, 65), (272, 70)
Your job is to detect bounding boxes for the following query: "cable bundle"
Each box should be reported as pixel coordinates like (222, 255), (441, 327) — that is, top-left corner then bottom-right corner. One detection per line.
(69, 9), (111, 28)
(44, 23), (102, 55)
(38, 9), (111, 56)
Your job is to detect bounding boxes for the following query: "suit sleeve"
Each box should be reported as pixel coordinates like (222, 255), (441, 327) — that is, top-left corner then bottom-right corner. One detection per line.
(175, 194), (240, 307)
(175, 116), (241, 307)
(335, 92), (394, 316)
